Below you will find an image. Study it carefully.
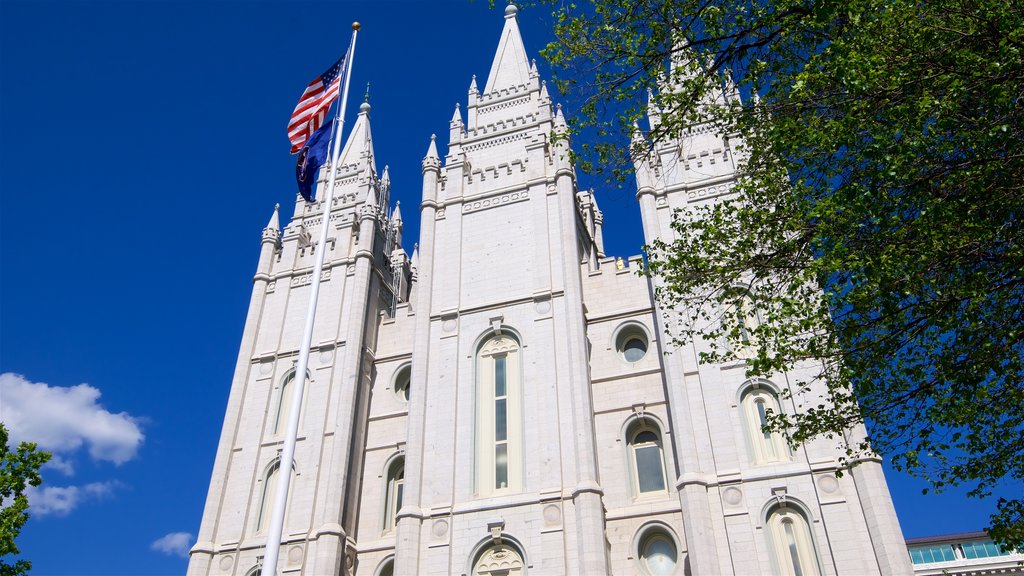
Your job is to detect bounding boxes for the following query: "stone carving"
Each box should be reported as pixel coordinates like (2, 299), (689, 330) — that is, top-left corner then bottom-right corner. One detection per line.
(463, 190), (528, 214)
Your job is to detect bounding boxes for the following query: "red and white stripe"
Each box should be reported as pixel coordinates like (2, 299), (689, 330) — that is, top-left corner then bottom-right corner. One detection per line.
(287, 76), (341, 154)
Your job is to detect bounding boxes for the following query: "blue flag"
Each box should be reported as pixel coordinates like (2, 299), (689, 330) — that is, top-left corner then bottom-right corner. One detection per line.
(295, 121), (333, 202)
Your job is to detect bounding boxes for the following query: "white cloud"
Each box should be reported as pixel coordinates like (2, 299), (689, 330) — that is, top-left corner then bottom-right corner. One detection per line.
(27, 481), (117, 516)
(0, 373), (144, 473)
(151, 532), (194, 558)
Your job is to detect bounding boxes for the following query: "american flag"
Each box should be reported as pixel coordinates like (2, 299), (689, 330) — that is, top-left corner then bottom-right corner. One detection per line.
(288, 54), (347, 154)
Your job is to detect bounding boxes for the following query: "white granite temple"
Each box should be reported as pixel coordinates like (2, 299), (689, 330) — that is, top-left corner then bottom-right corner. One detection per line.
(187, 5), (921, 575)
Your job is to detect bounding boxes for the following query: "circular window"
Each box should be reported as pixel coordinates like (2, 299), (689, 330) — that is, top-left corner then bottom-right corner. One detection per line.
(615, 323), (650, 363)
(393, 364), (411, 402)
(640, 532), (677, 575)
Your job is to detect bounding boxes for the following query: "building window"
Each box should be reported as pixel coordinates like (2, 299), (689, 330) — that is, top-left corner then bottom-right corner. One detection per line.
(627, 420), (668, 495)
(374, 557), (395, 576)
(393, 363), (411, 403)
(614, 322), (650, 363)
(382, 456), (404, 532)
(767, 507), (821, 576)
(473, 544), (524, 576)
(633, 524), (681, 575)
(274, 372), (307, 436)
(256, 457), (296, 532)
(961, 539), (1011, 559)
(477, 335), (521, 495)
(741, 386), (790, 464)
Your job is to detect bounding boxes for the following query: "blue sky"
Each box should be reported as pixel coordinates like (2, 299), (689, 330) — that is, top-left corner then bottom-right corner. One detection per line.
(0, 1), (1012, 574)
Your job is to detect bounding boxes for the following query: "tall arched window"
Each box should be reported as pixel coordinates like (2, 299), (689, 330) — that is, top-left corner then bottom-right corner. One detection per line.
(274, 371), (308, 436)
(382, 456), (404, 532)
(477, 334), (522, 495)
(766, 506), (821, 576)
(627, 419), (668, 495)
(741, 386), (790, 464)
(255, 461), (280, 533)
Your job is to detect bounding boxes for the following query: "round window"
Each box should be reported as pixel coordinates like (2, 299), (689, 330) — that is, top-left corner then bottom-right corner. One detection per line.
(615, 324), (650, 363)
(640, 532), (677, 575)
(393, 365), (411, 402)
(623, 337), (648, 362)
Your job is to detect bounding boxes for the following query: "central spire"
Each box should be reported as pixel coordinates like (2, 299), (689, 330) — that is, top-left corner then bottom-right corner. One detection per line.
(483, 2), (531, 94)
(336, 100), (376, 175)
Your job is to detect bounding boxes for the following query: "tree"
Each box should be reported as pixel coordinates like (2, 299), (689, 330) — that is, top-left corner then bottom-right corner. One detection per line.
(0, 423), (49, 576)
(535, 0), (1024, 548)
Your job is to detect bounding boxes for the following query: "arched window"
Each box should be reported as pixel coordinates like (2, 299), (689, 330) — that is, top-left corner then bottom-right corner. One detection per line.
(627, 420), (668, 495)
(393, 364), (411, 403)
(741, 385), (790, 464)
(382, 456), (404, 532)
(472, 544), (525, 576)
(374, 556), (394, 576)
(766, 506), (821, 576)
(274, 371), (308, 436)
(633, 523), (681, 575)
(477, 334), (522, 495)
(255, 461), (279, 533)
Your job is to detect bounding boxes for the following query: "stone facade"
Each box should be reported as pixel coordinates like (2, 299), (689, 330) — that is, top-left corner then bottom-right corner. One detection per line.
(188, 5), (913, 575)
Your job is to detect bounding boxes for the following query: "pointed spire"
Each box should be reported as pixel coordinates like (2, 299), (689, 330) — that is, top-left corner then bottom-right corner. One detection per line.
(554, 103), (567, 129)
(266, 203), (280, 230)
(336, 99), (376, 174)
(540, 80), (549, 100)
(411, 243), (420, 269)
(262, 203), (281, 243)
(392, 200), (403, 223)
(382, 164), (391, 185)
(426, 134), (439, 159)
(530, 58), (539, 77)
(363, 180), (377, 208)
(647, 88), (662, 130)
(484, 1), (531, 94)
(451, 102), (463, 124)
(469, 74), (478, 94)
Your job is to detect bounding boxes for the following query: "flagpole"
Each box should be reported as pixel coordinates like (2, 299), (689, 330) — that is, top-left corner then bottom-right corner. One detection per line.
(261, 22), (360, 576)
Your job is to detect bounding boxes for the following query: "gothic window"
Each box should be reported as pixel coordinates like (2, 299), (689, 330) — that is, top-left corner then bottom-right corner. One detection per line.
(614, 322), (651, 364)
(627, 420), (668, 495)
(382, 456), (404, 532)
(472, 544), (525, 576)
(477, 334), (522, 495)
(634, 524), (681, 575)
(766, 506), (821, 576)
(393, 363), (411, 403)
(741, 385), (790, 464)
(273, 371), (307, 436)
(255, 461), (282, 533)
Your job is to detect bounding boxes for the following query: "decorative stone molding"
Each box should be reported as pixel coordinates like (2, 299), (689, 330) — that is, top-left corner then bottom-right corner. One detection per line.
(290, 268), (331, 288)
(687, 182), (734, 201)
(487, 519), (505, 544)
(463, 190), (528, 214)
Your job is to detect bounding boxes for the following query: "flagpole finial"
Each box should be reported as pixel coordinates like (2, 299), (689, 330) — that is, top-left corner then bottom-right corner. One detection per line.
(352, 22), (361, 30)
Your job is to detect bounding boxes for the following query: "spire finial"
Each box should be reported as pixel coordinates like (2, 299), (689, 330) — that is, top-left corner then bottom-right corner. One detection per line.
(505, 0), (518, 18)
(364, 82), (371, 103)
(264, 202), (281, 234)
(425, 134), (440, 161)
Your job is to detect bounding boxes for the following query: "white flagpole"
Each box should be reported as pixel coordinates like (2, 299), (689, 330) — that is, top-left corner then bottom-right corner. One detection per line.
(262, 22), (360, 576)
